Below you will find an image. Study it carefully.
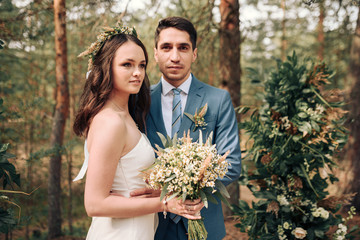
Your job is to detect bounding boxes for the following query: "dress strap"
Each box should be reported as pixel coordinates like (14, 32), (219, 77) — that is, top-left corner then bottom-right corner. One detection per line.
(73, 140), (89, 182)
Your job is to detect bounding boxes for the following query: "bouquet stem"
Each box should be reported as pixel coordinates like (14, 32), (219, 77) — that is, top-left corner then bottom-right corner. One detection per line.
(188, 218), (207, 240)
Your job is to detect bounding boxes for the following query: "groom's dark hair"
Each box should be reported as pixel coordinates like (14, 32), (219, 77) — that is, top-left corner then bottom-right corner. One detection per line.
(155, 16), (197, 50)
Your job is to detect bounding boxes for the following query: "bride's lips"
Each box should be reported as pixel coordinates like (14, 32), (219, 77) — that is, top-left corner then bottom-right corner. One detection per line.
(129, 80), (142, 84)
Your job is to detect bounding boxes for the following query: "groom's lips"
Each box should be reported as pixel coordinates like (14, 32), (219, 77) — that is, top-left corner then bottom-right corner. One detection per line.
(168, 65), (183, 70)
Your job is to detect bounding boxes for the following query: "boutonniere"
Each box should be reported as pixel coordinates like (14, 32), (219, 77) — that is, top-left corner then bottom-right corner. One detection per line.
(184, 103), (208, 132)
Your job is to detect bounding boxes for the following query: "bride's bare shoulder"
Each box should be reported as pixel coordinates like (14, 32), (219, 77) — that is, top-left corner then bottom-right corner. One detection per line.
(90, 108), (127, 136)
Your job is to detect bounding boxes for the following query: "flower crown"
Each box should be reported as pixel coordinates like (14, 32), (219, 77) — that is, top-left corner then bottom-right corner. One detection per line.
(78, 22), (138, 70)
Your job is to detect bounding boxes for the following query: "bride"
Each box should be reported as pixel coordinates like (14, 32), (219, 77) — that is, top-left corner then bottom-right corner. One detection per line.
(72, 24), (203, 239)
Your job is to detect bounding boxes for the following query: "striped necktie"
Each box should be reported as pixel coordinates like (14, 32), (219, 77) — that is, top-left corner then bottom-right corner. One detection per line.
(170, 88), (183, 223)
(171, 88), (182, 138)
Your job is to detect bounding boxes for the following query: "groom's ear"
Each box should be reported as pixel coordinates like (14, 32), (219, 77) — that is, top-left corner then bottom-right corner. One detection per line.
(154, 47), (159, 62)
(192, 48), (198, 62)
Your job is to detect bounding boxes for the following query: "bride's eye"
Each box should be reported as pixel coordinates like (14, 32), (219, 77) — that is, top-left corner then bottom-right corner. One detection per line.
(122, 62), (132, 67)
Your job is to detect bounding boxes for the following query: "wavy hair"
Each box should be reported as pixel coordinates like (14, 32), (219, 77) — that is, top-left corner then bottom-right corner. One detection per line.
(73, 34), (150, 137)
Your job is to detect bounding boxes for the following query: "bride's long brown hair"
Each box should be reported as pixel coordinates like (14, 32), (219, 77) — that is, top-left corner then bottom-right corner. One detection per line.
(73, 34), (150, 137)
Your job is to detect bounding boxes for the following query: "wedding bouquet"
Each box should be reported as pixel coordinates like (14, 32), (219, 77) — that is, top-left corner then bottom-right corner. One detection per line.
(145, 131), (230, 240)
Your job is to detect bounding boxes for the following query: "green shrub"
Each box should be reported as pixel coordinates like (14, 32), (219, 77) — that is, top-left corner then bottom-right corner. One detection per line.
(236, 52), (356, 239)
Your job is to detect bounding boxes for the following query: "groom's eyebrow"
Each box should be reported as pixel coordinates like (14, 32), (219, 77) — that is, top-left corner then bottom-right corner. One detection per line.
(159, 42), (172, 48)
(178, 43), (190, 48)
(159, 42), (191, 48)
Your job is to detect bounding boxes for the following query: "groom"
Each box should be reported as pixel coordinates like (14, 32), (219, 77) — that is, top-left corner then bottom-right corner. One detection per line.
(135, 17), (241, 240)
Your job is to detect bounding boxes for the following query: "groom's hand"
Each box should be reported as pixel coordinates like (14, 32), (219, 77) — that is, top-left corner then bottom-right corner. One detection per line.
(130, 187), (161, 198)
(183, 198), (205, 215)
(183, 199), (204, 208)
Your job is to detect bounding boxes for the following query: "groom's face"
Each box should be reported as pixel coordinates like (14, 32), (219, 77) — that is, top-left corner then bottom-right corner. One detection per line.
(154, 27), (197, 87)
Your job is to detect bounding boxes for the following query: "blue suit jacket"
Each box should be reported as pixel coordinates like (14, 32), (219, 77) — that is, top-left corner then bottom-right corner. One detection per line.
(146, 75), (242, 240)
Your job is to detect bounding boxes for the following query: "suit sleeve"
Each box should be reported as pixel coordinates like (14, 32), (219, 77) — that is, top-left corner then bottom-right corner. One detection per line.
(214, 91), (242, 186)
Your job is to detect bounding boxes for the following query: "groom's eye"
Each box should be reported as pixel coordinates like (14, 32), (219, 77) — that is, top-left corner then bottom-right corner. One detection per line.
(160, 44), (172, 50)
(178, 44), (190, 51)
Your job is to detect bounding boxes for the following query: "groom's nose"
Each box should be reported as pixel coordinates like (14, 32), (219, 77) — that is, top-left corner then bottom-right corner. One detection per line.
(170, 49), (180, 62)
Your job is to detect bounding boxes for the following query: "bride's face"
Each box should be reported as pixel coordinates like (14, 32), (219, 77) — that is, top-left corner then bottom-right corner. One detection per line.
(111, 41), (146, 96)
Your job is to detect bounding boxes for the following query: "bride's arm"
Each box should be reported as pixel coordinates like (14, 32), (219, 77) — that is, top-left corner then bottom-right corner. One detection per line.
(84, 112), (160, 218)
(129, 188), (204, 219)
(83, 112), (202, 219)
(113, 189), (204, 219)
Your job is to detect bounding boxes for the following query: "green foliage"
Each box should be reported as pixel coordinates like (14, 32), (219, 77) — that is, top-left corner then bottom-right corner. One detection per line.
(0, 143), (19, 189)
(0, 98), (20, 234)
(236, 52), (352, 239)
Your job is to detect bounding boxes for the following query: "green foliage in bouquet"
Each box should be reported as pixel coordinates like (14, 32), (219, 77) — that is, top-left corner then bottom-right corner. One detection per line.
(145, 131), (231, 240)
(148, 131), (230, 208)
(235, 52), (357, 239)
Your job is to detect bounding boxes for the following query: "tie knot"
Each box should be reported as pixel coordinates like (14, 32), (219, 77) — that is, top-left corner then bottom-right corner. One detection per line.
(172, 88), (181, 95)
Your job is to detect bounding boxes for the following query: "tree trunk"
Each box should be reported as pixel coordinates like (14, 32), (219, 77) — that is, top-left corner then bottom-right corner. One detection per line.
(281, 0), (287, 61)
(25, 122), (34, 240)
(219, 0), (241, 218)
(345, 5), (360, 211)
(67, 152), (73, 235)
(317, 0), (325, 61)
(208, 42), (215, 86)
(48, 0), (69, 238)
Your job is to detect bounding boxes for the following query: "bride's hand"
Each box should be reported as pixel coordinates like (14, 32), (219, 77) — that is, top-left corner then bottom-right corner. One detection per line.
(129, 187), (161, 198)
(167, 198), (204, 220)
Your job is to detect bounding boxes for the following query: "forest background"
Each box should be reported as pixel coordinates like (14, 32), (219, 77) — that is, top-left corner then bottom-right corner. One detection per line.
(0, 0), (359, 239)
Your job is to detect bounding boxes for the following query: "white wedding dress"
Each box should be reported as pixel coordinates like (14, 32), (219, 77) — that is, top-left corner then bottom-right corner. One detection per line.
(74, 133), (157, 240)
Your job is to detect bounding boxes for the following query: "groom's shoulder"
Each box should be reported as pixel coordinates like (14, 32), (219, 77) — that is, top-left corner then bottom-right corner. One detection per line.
(196, 79), (229, 97)
(150, 82), (161, 92)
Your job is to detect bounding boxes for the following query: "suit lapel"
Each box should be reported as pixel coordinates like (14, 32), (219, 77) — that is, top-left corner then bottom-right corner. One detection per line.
(150, 82), (167, 136)
(179, 76), (205, 139)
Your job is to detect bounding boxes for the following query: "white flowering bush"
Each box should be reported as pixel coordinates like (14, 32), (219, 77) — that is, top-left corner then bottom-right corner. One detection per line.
(145, 131), (230, 240)
(235, 53), (358, 239)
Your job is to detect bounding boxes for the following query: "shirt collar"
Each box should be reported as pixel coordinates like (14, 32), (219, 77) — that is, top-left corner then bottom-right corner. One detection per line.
(161, 74), (192, 96)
